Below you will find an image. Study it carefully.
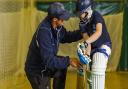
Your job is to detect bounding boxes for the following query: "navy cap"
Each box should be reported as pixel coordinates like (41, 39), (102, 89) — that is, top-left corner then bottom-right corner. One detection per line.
(48, 2), (70, 20)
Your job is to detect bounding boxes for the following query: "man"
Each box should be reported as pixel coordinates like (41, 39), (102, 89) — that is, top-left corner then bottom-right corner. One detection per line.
(25, 2), (82, 89)
(77, 0), (112, 89)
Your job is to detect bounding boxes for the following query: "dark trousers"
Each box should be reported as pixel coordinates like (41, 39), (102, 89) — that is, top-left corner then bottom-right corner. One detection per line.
(25, 68), (67, 89)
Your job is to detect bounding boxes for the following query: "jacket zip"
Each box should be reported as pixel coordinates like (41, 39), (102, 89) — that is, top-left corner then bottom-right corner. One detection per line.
(57, 29), (61, 48)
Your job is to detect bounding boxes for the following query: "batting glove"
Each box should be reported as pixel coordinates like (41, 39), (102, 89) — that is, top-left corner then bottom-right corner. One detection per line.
(77, 43), (91, 65)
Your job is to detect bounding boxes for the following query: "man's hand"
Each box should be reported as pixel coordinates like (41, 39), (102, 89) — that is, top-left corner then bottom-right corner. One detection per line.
(69, 58), (82, 68)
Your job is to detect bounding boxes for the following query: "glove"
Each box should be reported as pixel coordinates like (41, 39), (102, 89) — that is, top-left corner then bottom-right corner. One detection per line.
(77, 42), (88, 52)
(77, 48), (91, 64)
(83, 41), (88, 49)
(77, 43), (91, 64)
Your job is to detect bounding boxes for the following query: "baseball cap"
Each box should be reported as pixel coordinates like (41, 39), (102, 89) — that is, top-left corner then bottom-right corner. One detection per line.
(47, 2), (70, 20)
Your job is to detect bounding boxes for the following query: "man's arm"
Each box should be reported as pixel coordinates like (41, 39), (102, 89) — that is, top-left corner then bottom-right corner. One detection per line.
(37, 28), (81, 69)
(60, 27), (82, 43)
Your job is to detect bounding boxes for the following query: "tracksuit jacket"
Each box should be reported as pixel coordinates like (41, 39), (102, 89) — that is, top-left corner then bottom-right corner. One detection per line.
(25, 16), (82, 74)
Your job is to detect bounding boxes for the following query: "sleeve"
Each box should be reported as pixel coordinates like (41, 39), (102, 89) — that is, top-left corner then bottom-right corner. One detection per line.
(94, 12), (104, 24)
(60, 27), (82, 43)
(79, 23), (88, 33)
(37, 28), (70, 70)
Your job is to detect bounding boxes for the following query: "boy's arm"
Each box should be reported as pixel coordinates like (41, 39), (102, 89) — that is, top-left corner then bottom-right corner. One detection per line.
(82, 33), (91, 56)
(86, 23), (102, 44)
(84, 43), (91, 56)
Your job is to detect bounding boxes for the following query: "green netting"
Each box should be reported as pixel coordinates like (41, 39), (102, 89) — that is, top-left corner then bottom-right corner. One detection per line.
(94, 2), (124, 15)
(118, 3), (128, 71)
(35, 1), (124, 16)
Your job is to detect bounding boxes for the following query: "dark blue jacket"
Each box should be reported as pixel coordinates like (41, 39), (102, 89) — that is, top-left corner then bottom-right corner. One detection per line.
(25, 16), (82, 73)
